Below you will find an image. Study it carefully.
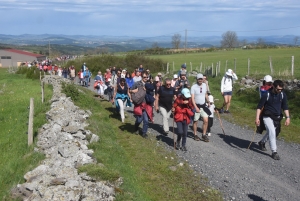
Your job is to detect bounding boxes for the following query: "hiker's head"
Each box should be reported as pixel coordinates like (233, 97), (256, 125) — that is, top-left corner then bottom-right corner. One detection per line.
(196, 73), (204, 84)
(173, 74), (178, 80)
(117, 70), (122, 77)
(180, 70), (187, 78)
(120, 78), (126, 85)
(264, 75), (273, 86)
(164, 78), (171, 88)
(141, 71), (149, 82)
(181, 88), (191, 99)
(273, 80), (284, 94)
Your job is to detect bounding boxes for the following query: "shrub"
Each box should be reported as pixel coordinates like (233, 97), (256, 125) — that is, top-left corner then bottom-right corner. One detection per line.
(61, 82), (79, 101)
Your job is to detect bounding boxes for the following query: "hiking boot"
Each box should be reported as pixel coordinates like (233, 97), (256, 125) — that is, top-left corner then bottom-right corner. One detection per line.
(194, 135), (200, 141)
(219, 108), (224, 114)
(202, 134), (209, 142)
(181, 146), (187, 151)
(142, 133), (148, 139)
(224, 110), (230, 114)
(162, 131), (169, 136)
(258, 141), (267, 151)
(175, 141), (181, 150)
(272, 152), (280, 160)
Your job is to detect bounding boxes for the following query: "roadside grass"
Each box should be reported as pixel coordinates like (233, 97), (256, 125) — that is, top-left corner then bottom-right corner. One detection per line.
(0, 68), (52, 200)
(70, 86), (222, 201)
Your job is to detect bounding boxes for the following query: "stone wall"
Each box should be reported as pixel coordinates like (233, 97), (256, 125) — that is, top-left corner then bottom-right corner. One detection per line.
(11, 75), (118, 201)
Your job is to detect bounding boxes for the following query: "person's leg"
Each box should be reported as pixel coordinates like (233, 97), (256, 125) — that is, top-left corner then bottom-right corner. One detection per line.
(193, 112), (200, 140)
(134, 114), (143, 133)
(263, 117), (277, 152)
(207, 117), (213, 133)
(202, 117), (208, 136)
(181, 120), (188, 150)
(226, 95), (232, 111)
(176, 121), (183, 149)
(117, 99), (125, 121)
(159, 107), (171, 133)
(141, 110), (149, 137)
(200, 109), (209, 142)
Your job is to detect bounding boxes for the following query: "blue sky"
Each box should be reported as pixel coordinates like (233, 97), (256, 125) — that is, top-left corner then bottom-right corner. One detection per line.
(1, 0), (300, 37)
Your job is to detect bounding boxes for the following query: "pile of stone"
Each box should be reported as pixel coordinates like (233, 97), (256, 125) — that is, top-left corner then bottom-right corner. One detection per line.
(11, 75), (118, 201)
(239, 75), (300, 90)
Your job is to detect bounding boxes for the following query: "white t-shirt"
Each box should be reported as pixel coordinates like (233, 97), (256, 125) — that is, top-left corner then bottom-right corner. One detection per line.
(191, 83), (207, 105)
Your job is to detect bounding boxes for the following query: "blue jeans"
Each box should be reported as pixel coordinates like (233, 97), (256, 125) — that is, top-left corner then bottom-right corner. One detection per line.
(135, 110), (149, 134)
(176, 120), (188, 147)
(85, 77), (89, 87)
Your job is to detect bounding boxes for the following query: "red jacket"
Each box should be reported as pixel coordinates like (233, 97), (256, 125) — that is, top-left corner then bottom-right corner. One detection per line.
(133, 102), (153, 123)
(173, 97), (194, 124)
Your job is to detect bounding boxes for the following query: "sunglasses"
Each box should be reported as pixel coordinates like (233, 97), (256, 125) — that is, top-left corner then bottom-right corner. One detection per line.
(276, 88), (283, 91)
(143, 76), (148, 78)
(200, 87), (202, 93)
(165, 83), (171, 86)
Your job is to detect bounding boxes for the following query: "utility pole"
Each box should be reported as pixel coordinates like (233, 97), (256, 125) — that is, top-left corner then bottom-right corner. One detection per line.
(185, 29), (187, 56)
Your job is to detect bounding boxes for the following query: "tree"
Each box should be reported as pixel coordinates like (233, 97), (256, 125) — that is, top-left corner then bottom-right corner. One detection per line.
(257, 38), (265, 46)
(172, 34), (181, 49)
(294, 36), (299, 46)
(220, 31), (238, 49)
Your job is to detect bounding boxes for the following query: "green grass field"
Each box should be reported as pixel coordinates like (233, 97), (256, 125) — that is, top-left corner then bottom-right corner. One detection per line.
(0, 68), (53, 200)
(150, 48), (300, 78)
(149, 48), (300, 144)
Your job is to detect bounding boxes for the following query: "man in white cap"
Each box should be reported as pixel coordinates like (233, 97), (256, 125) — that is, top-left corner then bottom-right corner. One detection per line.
(219, 69), (238, 114)
(191, 73), (211, 142)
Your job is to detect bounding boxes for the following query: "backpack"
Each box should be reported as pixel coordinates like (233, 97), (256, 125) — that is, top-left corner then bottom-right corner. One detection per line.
(131, 84), (146, 105)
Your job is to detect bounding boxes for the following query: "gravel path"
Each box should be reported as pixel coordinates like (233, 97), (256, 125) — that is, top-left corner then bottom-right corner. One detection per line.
(84, 79), (300, 201)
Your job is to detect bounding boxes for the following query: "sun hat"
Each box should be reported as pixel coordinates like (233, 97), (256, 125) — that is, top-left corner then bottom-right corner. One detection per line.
(157, 72), (162, 76)
(173, 74), (178, 79)
(208, 95), (214, 103)
(264, 75), (273, 83)
(226, 69), (233, 76)
(181, 88), (191, 98)
(196, 73), (203, 79)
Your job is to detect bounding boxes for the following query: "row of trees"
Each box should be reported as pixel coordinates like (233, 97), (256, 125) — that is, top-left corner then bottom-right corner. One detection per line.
(170, 31), (300, 49)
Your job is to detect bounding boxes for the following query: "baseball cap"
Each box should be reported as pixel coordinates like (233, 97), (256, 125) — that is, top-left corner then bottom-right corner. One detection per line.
(157, 72), (162, 76)
(180, 70), (187, 75)
(196, 73), (204, 79)
(181, 88), (191, 98)
(181, 64), (187, 68)
(264, 75), (273, 83)
(173, 74), (178, 79)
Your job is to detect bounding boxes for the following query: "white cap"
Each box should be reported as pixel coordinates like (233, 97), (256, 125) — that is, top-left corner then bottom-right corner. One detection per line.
(208, 95), (214, 103)
(173, 74), (178, 79)
(226, 69), (233, 76)
(264, 75), (273, 83)
(196, 73), (203, 79)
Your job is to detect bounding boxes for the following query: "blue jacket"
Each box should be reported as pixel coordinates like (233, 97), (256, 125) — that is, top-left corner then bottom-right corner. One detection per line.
(126, 77), (134, 88)
(115, 93), (132, 111)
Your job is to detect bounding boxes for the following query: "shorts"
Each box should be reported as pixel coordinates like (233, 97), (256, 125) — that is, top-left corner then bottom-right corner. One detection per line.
(194, 108), (208, 121)
(223, 91), (232, 96)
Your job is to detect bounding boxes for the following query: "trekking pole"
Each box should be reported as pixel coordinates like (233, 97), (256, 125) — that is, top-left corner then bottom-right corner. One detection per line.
(172, 113), (175, 150)
(216, 110), (226, 136)
(247, 125), (257, 149)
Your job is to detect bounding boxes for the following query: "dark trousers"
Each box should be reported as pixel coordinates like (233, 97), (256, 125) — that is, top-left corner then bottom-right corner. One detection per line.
(176, 120), (188, 147)
(207, 117), (213, 133)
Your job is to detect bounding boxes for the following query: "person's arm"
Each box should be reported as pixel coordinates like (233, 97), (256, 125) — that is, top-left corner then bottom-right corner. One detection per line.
(255, 109), (262, 126)
(284, 110), (290, 126)
(205, 92), (210, 107)
(127, 87), (131, 101)
(232, 72), (238, 80)
(155, 93), (160, 112)
(220, 77), (224, 94)
(191, 93), (200, 113)
(112, 85), (117, 102)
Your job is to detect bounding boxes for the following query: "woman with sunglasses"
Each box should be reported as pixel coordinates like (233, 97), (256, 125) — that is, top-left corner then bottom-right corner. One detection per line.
(172, 88), (194, 151)
(112, 78), (132, 123)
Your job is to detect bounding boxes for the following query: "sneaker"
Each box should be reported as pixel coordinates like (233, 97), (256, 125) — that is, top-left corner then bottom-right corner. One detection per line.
(224, 110), (230, 114)
(258, 141), (267, 151)
(181, 146), (187, 151)
(272, 152), (280, 160)
(219, 108), (224, 114)
(142, 133), (148, 139)
(202, 134), (209, 142)
(175, 141), (181, 150)
(194, 135), (200, 141)
(207, 132), (211, 136)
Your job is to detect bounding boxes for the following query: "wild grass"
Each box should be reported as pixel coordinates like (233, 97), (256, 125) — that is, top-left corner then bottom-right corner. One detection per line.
(0, 68), (52, 200)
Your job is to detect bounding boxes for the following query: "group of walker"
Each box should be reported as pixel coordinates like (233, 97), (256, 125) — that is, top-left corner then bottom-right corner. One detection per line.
(93, 62), (290, 160)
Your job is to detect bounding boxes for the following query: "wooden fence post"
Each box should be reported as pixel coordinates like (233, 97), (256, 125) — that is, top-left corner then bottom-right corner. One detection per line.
(211, 63), (214, 76)
(218, 61), (221, 73)
(173, 61), (175, 72)
(269, 56), (273, 74)
(234, 58), (236, 73)
(28, 98), (34, 146)
(200, 62), (202, 73)
(167, 63), (169, 73)
(248, 58), (250, 75)
(190, 62), (192, 72)
(225, 60), (228, 73)
(41, 81), (44, 103)
(292, 56), (294, 76)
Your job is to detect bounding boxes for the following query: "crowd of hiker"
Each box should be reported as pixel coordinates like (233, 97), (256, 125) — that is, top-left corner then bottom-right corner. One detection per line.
(45, 61), (289, 160)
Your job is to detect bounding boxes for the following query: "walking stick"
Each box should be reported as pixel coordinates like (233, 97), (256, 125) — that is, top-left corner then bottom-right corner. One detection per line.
(173, 113), (175, 150)
(247, 125), (257, 149)
(216, 110), (226, 136)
